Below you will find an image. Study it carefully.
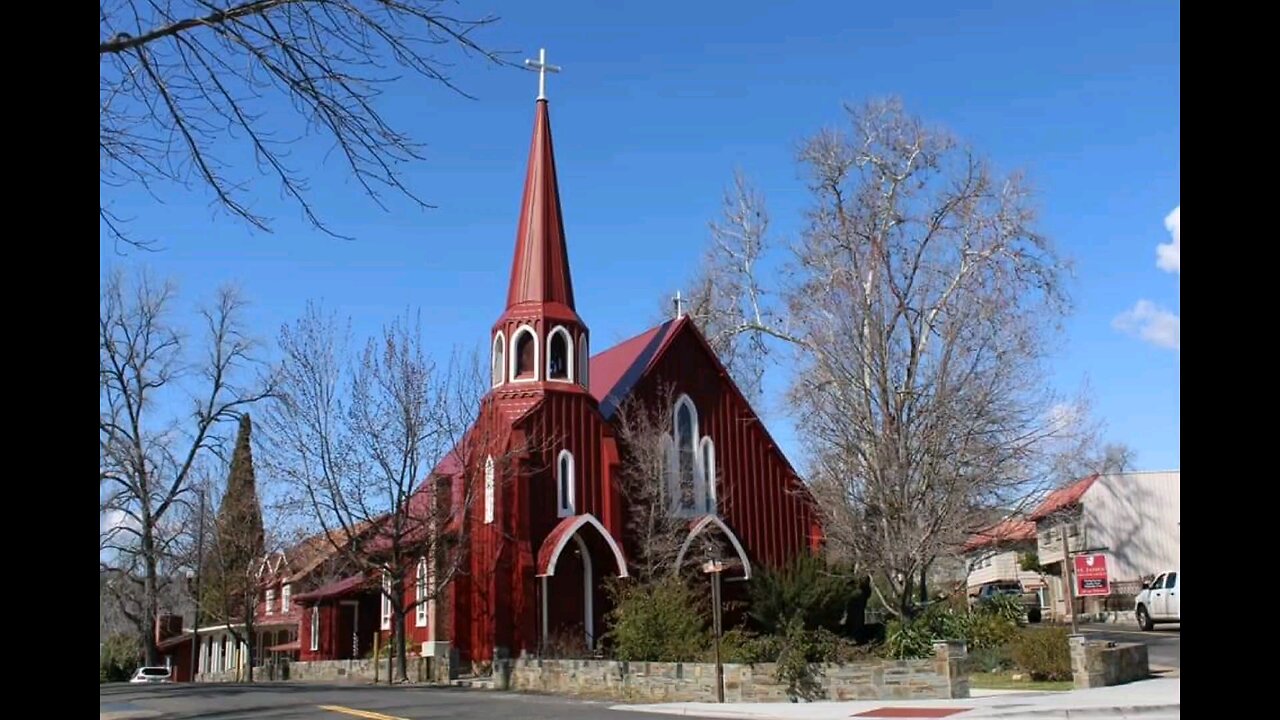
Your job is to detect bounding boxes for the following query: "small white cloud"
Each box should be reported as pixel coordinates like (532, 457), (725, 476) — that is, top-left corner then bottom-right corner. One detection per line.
(1112, 300), (1180, 351)
(1157, 206), (1179, 274)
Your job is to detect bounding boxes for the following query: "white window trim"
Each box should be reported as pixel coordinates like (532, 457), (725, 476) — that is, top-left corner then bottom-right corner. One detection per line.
(484, 455), (496, 525)
(380, 570), (392, 630)
(492, 331), (506, 387)
(699, 435), (716, 514)
(309, 606), (320, 651)
(415, 557), (428, 628)
(578, 334), (589, 388)
(546, 325), (574, 383)
(265, 588), (275, 615)
(509, 324), (540, 382)
(557, 449), (576, 517)
(282, 583), (291, 613)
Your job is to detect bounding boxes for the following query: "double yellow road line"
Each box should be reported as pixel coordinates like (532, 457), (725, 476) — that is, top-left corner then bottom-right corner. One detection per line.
(317, 704), (409, 720)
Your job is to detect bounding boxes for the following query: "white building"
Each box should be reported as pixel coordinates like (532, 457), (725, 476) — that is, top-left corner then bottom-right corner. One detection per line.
(1029, 470), (1180, 621)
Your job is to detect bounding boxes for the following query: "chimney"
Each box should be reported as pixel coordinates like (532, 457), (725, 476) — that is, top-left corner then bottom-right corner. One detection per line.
(155, 614), (183, 644)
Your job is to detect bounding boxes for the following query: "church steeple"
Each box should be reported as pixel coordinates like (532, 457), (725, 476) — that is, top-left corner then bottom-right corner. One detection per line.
(489, 50), (590, 402)
(506, 98), (575, 311)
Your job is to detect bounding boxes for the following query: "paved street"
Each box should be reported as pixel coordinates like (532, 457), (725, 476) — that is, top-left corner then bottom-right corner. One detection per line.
(1078, 623), (1180, 670)
(100, 683), (718, 720)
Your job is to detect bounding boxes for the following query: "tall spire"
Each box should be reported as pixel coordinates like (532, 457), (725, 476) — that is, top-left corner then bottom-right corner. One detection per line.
(506, 96), (575, 310)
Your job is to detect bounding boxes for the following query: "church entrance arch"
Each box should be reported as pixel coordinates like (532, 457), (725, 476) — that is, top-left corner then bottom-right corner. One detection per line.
(536, 514), (627, 652)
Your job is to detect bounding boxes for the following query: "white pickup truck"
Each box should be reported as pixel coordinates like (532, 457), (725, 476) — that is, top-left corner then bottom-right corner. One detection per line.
(1134, 569), (1179, 630)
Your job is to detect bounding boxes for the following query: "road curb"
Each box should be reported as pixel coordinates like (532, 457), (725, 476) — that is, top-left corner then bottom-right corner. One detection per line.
(974, 704), (1179, 718)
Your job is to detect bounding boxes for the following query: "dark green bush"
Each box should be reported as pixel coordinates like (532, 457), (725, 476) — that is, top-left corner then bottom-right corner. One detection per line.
(748, 554), (868, 636)
(884, 595), (1023, 659)
(1010, 627), (1072, 681)
(606, 576), (708, 661)
(965, 645), (1014, 674)
(100, 633), (141, 683)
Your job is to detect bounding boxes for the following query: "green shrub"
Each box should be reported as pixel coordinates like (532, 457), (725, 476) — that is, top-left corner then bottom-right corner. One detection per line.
(748, 554), (868, 636)
(100, 633), (142, 683)
(964, 645), (1014, 674)
(1010, 627), (1072, 681)
(606, 576), (708, 661)
(883, 596), (1023, 659)
(716, 629), (781, 665)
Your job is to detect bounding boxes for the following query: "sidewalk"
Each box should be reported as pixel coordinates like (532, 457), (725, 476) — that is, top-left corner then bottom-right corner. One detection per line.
(612, 678), (1178, 720)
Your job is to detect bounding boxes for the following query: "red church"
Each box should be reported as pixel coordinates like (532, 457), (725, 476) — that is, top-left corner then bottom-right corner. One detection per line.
(411, 72), (824, 667)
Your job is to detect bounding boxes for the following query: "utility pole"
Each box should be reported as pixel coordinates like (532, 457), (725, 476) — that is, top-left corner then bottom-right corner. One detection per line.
(703, 559), (725, 703)
(190, 487), (206, 680)
(1059, 517), (1077, 635)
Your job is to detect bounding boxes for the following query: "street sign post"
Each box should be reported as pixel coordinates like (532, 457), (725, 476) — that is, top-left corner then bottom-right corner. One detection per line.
(1073, 553), (1110, 597)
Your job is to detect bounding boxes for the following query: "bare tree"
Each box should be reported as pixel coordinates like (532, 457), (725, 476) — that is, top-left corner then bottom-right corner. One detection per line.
(611, 384), (691, 581)
(685, 99), (1088, 620)
(263, 303), (502, 682)
(100, 270), (271, 664)
(99, 1), (509, 248)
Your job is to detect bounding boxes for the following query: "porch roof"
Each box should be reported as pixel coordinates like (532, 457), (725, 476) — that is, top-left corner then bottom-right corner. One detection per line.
(293, 574), (371, 602)
(266, 640), (301, 652)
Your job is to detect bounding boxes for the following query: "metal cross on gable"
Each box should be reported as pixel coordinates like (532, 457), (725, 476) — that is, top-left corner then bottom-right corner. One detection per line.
(524, 48), (561, 100)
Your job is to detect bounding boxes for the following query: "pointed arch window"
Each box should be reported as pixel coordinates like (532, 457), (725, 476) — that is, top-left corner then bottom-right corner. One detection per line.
(511, 326), (538, 381)
(380, 570), (392, 630)
(492, 332), (506, 387)
(666, 394), (716, 517)
(415, 557), (428, 627)
(578, 334), (589, 389)
(483, 456), (495, 525)
(699, 437), (716, 513)
(557, 449), (575, 517)
(547, 326), (572, 381)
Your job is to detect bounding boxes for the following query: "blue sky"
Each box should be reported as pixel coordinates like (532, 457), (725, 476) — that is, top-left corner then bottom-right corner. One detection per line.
(100, 0), (1180, 472)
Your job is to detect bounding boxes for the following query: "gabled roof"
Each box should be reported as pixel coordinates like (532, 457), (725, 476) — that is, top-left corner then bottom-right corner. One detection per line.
(588, 318), (681, 418)
(1028, 474), (1099, 521)
(962, 518), (1037, 553)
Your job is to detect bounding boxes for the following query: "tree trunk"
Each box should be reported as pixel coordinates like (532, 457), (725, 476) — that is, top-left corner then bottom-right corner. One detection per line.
(395, 612), (408, 683)
(141, 531), (160, 666)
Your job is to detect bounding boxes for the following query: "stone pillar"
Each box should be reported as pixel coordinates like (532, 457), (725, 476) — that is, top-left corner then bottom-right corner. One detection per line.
(1069, 635), (1102, 689)
(493, 646), (513, 690)
(932, 641), (969, 698)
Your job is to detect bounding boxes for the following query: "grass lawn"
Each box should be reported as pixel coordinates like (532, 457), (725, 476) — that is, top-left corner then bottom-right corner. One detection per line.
(969, 671), (1073, 692)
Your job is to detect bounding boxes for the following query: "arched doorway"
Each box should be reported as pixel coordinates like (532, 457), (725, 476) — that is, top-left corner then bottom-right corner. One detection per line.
(536, 514), (628, 653)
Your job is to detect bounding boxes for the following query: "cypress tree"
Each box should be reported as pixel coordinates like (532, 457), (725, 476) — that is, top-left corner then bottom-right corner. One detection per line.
(206, 413), (265, 622)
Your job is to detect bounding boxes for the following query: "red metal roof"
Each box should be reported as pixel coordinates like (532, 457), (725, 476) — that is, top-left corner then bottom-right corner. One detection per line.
(506, 99), (575, 311)
(293, 574), (371, 602)
(588, 318), (681, 418)
(961, 518), (1037, 553)
(1028, 474), (1099, 521)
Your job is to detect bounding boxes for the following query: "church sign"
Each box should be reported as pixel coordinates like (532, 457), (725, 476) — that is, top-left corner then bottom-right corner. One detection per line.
(1073, 553), (1110, 597)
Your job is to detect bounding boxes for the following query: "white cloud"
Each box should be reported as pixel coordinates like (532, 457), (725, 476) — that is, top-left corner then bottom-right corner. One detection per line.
(100, 508), (138, 535)
(1157, 205), (1179, 274)
(1112, 300), (1180, 351)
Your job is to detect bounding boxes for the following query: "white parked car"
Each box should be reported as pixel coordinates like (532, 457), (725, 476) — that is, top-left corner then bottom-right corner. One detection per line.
(129, 666), (173, 684)
(1134, 570), (1179, 630)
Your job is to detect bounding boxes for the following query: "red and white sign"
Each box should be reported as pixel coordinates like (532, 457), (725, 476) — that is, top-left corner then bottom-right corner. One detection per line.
(1073, 553), (1110, 597)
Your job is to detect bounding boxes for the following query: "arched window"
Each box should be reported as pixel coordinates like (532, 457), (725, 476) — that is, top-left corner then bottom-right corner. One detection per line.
(511, 326), (538, 381)
(415, 557), (428, 627)
(700, 437), (716, 513)
(578, 334), (589, 389)
(557, 449), (575, 517)
(547, 326), (572, 381)
(491, 333), (505, 387)
(483, 456), (495, 525)
(674, 395), (698, 514)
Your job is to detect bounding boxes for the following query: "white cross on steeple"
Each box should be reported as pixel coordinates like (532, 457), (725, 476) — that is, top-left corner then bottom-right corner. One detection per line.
(523, 48), (561, 101)
(673, 290), (684, 318)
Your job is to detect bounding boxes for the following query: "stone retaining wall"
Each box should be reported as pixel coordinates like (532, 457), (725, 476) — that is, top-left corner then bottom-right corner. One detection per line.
(196, 653), (452, 685)
(1069, 635), (1149, 689)
(510, 641), (968, 703)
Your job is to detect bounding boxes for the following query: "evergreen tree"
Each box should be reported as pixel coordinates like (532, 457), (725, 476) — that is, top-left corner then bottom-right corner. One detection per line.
(206, 414), (265, 623)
